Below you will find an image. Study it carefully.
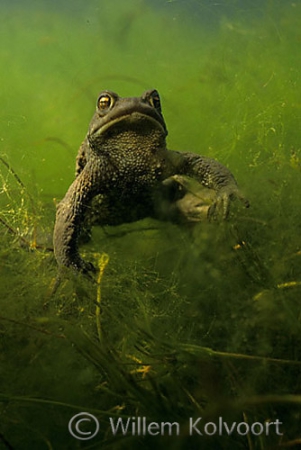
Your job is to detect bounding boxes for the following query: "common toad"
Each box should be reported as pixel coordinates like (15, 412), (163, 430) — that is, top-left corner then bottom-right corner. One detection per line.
(53, 89), (248, 272)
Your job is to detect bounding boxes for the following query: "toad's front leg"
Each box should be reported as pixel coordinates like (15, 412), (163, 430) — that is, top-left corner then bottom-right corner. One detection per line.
(53, 161), (105, 273)
(168, 150), (249, 219)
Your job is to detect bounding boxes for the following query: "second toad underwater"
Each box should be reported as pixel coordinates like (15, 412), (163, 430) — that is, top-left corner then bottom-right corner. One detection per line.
(53, 89), (249, 273)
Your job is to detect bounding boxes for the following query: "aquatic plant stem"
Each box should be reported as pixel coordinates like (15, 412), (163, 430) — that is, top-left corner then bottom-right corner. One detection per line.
(0, 156), (38, 247)
(95, 253), (109, 341)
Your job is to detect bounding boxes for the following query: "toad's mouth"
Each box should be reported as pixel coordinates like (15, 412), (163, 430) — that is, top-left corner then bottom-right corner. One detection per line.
(89, 111), (167, 142)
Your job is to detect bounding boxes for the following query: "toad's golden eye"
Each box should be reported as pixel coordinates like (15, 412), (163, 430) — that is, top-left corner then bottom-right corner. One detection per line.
(97, 94), (112, 111)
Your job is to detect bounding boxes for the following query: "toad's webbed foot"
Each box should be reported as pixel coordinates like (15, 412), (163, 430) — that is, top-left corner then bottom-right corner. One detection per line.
(68, 258), (97, 275)
(208, 186), (249, 220)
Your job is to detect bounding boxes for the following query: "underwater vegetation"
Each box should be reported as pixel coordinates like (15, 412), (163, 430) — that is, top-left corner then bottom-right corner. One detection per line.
(1, 0), (301, 448)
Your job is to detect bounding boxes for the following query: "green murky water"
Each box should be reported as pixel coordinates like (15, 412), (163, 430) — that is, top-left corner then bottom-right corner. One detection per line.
(1, 1), (301, 448)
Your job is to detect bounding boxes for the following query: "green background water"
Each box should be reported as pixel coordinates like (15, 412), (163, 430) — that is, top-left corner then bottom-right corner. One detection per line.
(1, 0), (301, 448)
